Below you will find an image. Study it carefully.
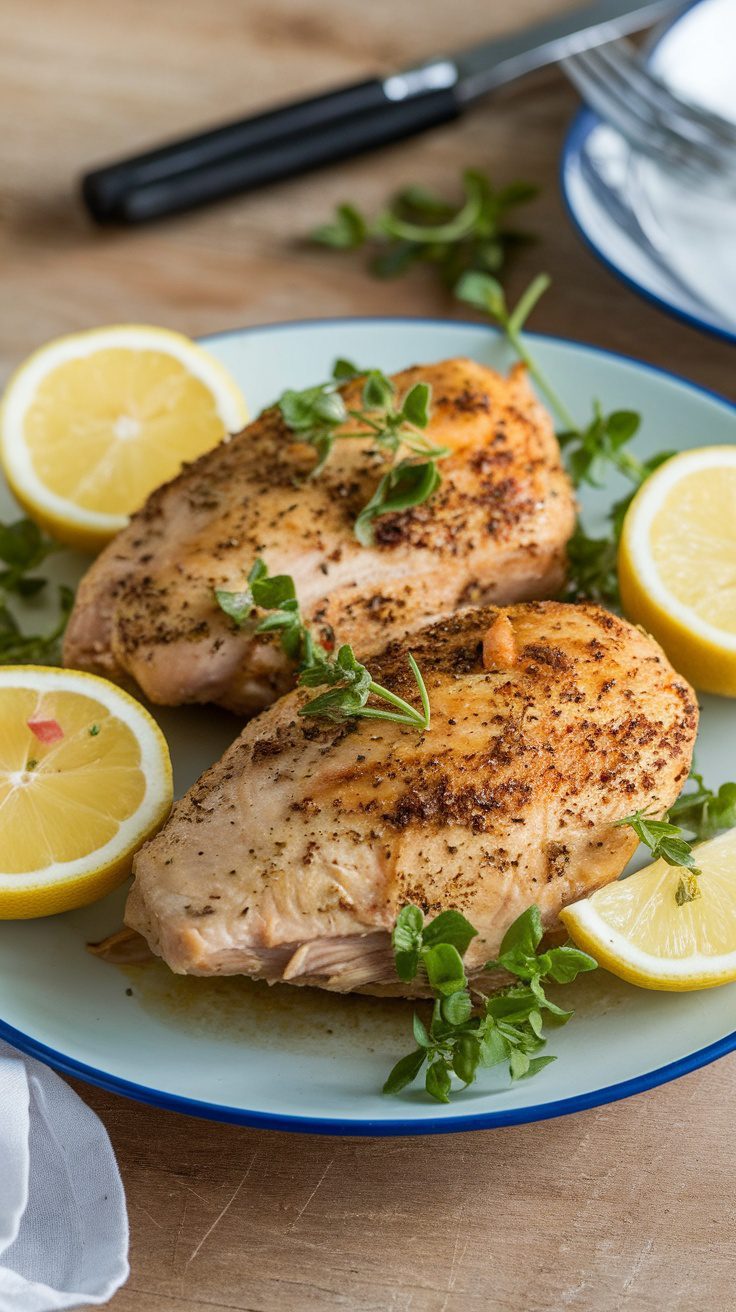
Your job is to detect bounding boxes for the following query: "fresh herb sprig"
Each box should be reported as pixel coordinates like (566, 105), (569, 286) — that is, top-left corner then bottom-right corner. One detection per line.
(384, 904), (596, 1103)
(454, 271), (680, 606)
(456, 271), (575, 429)
(216, 560), (320, 665)
(310, 169), (538, 285)
(278, 360), (448, 545)
(0, 518), (72, 665)
(0, 518), (55, 596)
(216, 560), (430, 730)
(616, 760), (736, 908)
(559, 446), (674, 606)
(558, 413), (673, 604)
(669, 769), (736, 841)
(615, 810), (702, 905)
(455, 271), (647, 469)
(311, 170), (668, 599)
(557, 407), (674, 493)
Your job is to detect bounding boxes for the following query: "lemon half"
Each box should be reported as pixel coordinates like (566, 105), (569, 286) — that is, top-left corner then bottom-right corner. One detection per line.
(0, 667), (172, 918)
(619, 446), (736, 695)
(561, 829), (736, 990)
(0, 325), (248, 552)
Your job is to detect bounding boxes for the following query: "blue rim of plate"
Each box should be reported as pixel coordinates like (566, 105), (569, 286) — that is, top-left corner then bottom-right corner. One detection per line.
(559, 1), (736, 346)
(2, 314), (735, 1137)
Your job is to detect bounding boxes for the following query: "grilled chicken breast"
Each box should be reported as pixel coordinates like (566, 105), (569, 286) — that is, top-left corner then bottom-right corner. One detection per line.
(64, 359), (575, 714)
(126, 602), (698, 996)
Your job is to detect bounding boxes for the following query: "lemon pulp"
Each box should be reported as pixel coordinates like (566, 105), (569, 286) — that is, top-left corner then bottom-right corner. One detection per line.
(648, 463), (736, 637)
(24, 348), (232, 516)
(619, 446), (736, 695)
(0, 668), (172, 918)
(561, 829), (736, 990)
(0, 325), (248, 551)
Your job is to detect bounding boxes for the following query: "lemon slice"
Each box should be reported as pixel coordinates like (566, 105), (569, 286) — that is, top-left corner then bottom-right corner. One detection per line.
(0, 325), (248, 552)
(0, 667), (172, 918)
(561, 829), (736, 990)
(619, 446), (736, 696)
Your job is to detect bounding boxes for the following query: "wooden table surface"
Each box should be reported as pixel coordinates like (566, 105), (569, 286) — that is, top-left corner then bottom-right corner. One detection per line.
(2, 3), (735, 1310)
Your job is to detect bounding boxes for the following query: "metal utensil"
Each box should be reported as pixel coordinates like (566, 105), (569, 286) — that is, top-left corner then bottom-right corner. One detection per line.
(563, 36), (736, 183)
(82, 0), (679, 224)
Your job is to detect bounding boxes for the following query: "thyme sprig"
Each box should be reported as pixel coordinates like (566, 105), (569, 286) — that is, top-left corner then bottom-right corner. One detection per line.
(617, 768), (736, 907)
(278, 360), (448, 545)
(310, 169), (538, 285)
(215, 560), (430, 730)
(615, 810), (702, 905)
(384, 904), (596, 1103)
(454, 271), (679, 606)
(456, 270), (573, 428)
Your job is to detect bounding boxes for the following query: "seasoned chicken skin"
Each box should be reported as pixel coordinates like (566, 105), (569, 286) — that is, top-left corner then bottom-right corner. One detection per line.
(64, 359), (575, 713)
(126, 602), (698, 996)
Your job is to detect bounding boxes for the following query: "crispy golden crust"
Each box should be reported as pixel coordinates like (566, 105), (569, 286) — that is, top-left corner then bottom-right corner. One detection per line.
(64, 358), (575, 713)
(126, 602), (698, 995)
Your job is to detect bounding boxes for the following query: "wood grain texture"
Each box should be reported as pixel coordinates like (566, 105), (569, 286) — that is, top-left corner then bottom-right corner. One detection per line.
(1, 1), (734, 1309)
(69, 1057), (736, 1312)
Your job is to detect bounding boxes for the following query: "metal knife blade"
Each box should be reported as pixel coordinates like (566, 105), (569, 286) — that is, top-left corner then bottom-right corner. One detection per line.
(383, 0), (681, 105)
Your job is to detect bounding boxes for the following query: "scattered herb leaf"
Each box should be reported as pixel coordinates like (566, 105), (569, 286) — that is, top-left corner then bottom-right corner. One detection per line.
(0, 518), (72, 666)
(310, 169), (538, 287)
(353, 458), (441, 547)
(384, 903), (596, 1102)
(455, 271), (573, 429)
(616, 809), (702, 905)
(558, 405), (644, 488)
(215, 561), (431, 730)
(0, 518), (56, 594)
(277, 361), (448, 543)
(0, 582), (74, 667)
(668, 767), (736, 842)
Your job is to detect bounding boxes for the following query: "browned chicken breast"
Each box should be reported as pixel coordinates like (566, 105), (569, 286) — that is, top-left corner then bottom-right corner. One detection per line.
(126, 602), (698, 996)
(64, 358), (575, 714)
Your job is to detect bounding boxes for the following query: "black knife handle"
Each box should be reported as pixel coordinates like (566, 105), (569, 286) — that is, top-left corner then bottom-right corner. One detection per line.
(82, 77), (462, 225)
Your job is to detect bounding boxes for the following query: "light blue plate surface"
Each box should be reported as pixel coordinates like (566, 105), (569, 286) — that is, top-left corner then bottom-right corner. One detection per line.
(0, 316), (734, 1135)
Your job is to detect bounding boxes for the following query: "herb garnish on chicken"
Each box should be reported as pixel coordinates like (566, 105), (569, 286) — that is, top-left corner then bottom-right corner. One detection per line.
(277, 361), (449, 544)
(216, 560), (430, 730)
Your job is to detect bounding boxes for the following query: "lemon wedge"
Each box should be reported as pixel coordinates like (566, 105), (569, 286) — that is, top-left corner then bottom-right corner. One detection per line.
(0, 325), (248, 552)
(561, 828), (736, 990)
(0, 667), (172, 918)
(619, 446), (736, 695)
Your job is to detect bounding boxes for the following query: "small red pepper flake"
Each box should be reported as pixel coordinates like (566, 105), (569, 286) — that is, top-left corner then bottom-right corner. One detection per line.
(27, 717), (64, 744)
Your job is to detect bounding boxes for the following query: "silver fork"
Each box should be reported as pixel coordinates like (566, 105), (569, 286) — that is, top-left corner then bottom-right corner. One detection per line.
(562, 37), (736, 183)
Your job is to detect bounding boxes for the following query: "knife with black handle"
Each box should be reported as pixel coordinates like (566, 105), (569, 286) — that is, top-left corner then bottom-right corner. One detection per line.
(81, 0), (678, 224)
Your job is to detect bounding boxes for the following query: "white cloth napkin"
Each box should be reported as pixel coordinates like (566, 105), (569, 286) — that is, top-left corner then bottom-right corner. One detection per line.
(0, 1041), (129, 1311)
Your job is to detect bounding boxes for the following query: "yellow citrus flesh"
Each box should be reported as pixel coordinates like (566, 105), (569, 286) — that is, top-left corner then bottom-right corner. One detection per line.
(0, 667), (172, 918)
(0, 326), (248, 552)
(619, 446), (736, 696)
(561, 829), (736, 990)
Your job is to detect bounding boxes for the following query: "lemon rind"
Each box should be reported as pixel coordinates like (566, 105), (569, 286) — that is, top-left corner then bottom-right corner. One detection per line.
(561, 900), (736, 990)
(0, 324), (248, 535)
(621, 445), (736, 655)
(0, 666), (172, 891)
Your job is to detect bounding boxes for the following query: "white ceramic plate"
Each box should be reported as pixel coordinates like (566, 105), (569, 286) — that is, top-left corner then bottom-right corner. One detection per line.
(1, 316), (735, 1136)
(561, 0), (736, 343)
